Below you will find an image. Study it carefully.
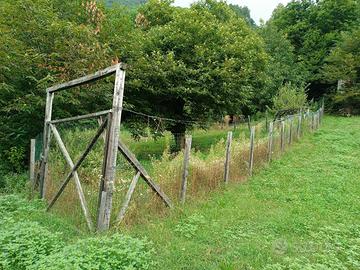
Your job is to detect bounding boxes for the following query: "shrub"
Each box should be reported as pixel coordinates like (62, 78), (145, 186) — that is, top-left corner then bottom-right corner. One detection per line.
(0, 173), (28, 194)
(0, 221), (64, 270)
(30, 234), (155, 270)
(272, 83), (307, 112)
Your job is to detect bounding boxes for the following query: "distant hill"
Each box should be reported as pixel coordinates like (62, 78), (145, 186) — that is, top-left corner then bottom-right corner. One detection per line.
(105, 0), (147, 8)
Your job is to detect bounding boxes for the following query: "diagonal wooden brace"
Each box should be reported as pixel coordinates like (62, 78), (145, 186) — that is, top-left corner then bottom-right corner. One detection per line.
(116, 171), (141, 225)
(49, 124), (95, 231)
(117, 140), (173, 208)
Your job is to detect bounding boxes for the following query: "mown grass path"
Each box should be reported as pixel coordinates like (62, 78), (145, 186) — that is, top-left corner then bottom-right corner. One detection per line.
(131, 116), (360, 269)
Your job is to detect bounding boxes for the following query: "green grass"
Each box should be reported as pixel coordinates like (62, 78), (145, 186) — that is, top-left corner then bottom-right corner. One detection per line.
(125, 116), (360, 269)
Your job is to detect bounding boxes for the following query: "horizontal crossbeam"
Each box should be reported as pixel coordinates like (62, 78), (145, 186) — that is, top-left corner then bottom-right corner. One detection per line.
(50, 110), (112, 125)
(47, 63), (125, 93)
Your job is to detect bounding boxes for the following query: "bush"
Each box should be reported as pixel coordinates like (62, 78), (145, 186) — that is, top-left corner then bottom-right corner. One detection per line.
(30, 234), (155, 270)
(0, 221), (64, 270)
(272, 83), (308, 112)
(0, 172), (28, 194)
(329, 86), (360, 115)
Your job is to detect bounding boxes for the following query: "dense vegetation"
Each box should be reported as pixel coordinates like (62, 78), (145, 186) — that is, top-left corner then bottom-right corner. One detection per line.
(1, 0), (359, 171)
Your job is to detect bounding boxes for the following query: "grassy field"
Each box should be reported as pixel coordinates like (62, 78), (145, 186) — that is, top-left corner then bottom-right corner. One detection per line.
(125, 116), (360, 269)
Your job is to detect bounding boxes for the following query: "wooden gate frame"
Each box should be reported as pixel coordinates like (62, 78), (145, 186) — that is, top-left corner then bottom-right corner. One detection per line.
(38, 64), (172, 232)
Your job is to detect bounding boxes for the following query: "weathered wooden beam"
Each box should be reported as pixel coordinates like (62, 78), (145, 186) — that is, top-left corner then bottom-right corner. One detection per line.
(180, 136), (192, 204)
(50, 110), (112, 125)
(30, 139), (36, 184)
(47, 64), (125, 93)
(249, 127), (255, 176)
(289, 117), (293, 144)
(46, 120), (107, 216)
(297, 113), (302, 139)
(280, 120), (285, 152)
(49, 124), (94, 231)
(267, 122), (274, 162)
(116, 171), (141, 225)
(224, 131), (233, 184)
(117, 140), (173, 208)
(98, 66), (126, 231)
(39, 92), (54, 198)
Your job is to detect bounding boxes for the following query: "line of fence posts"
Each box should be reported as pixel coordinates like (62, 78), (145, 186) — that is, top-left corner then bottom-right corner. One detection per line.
(30, 106), (325, 207)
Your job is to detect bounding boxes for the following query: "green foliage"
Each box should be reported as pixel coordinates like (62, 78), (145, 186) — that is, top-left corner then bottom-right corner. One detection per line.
(128, 0), (269, 146)
(0, 221), (64, 270)
(272, 83), (307, 112)
(30, 235), (155, 270)
(105, 0), (147, 8)
(229, 4), (255, 26)
(0, 173), (28, 194)
(269, 0), (360, 95)
(175, 214), (206, 238)
(323, 26), (360, 114)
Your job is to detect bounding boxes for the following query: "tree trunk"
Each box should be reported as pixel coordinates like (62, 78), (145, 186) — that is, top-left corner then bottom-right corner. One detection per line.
(171, 122), (186, 152)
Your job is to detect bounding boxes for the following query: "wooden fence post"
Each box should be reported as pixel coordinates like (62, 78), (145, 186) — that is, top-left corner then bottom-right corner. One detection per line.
(39, 92), (54, 198)
(289, 117), (293, 145)
(280, 120), (285, 152)
(247, 115), (251, 131)
(30, 139), (36, 184)
(267, 122), (274, 163)
(249, 127), (255, 176)
(297, 113), (302, 139)
(224, 131), (233, 184)
(265, 111), (268, 132)
(180, 135), (192, 204)
(97, 65), (126, 231)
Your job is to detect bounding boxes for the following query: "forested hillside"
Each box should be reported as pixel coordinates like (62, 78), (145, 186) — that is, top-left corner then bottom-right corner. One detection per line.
(105, 0), (147, 7)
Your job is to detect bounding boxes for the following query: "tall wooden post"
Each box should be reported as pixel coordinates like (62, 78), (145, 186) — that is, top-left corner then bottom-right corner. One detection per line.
(97, 65), (126, 231)
(30, 139), (36, 184)
(267, 122), (274, 162)
(180, 135), (192, 204)
(289, 117), (293, 145)
(39, 92), (54, 198)
(249, 127), (255, 176)
(297, 113), (302, 139)
(247, 115), (251, 131)
(224, 131), (233, 184)
(280, 120), (285, 152)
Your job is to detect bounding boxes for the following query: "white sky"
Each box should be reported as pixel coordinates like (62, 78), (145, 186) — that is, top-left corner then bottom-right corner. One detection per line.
(173, 0), (291, 24)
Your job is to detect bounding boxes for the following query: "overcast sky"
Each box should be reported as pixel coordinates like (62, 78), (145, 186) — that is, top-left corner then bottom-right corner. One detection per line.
(173, 0), (291, 24)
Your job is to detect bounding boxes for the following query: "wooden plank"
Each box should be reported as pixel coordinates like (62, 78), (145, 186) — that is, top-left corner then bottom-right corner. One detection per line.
(39, 92), (54, 198)
(47, 64), (125, 93)
(97, 114), (111, 229)
(46, 120), (107, 215)
(49, 124), (94, 231)
(267, 122), (274, 162)
(50, 110), (112, 125)
(118, 140), (173, 208)
(180, 136), (192, 204)
(224, 131), (233, 184)
(98, 66), (126, 231)
(280, 120), (285, 152)
(116, 172), (141, 225)
(249, 127), (255, 176)
(29, 139), (36, 184)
